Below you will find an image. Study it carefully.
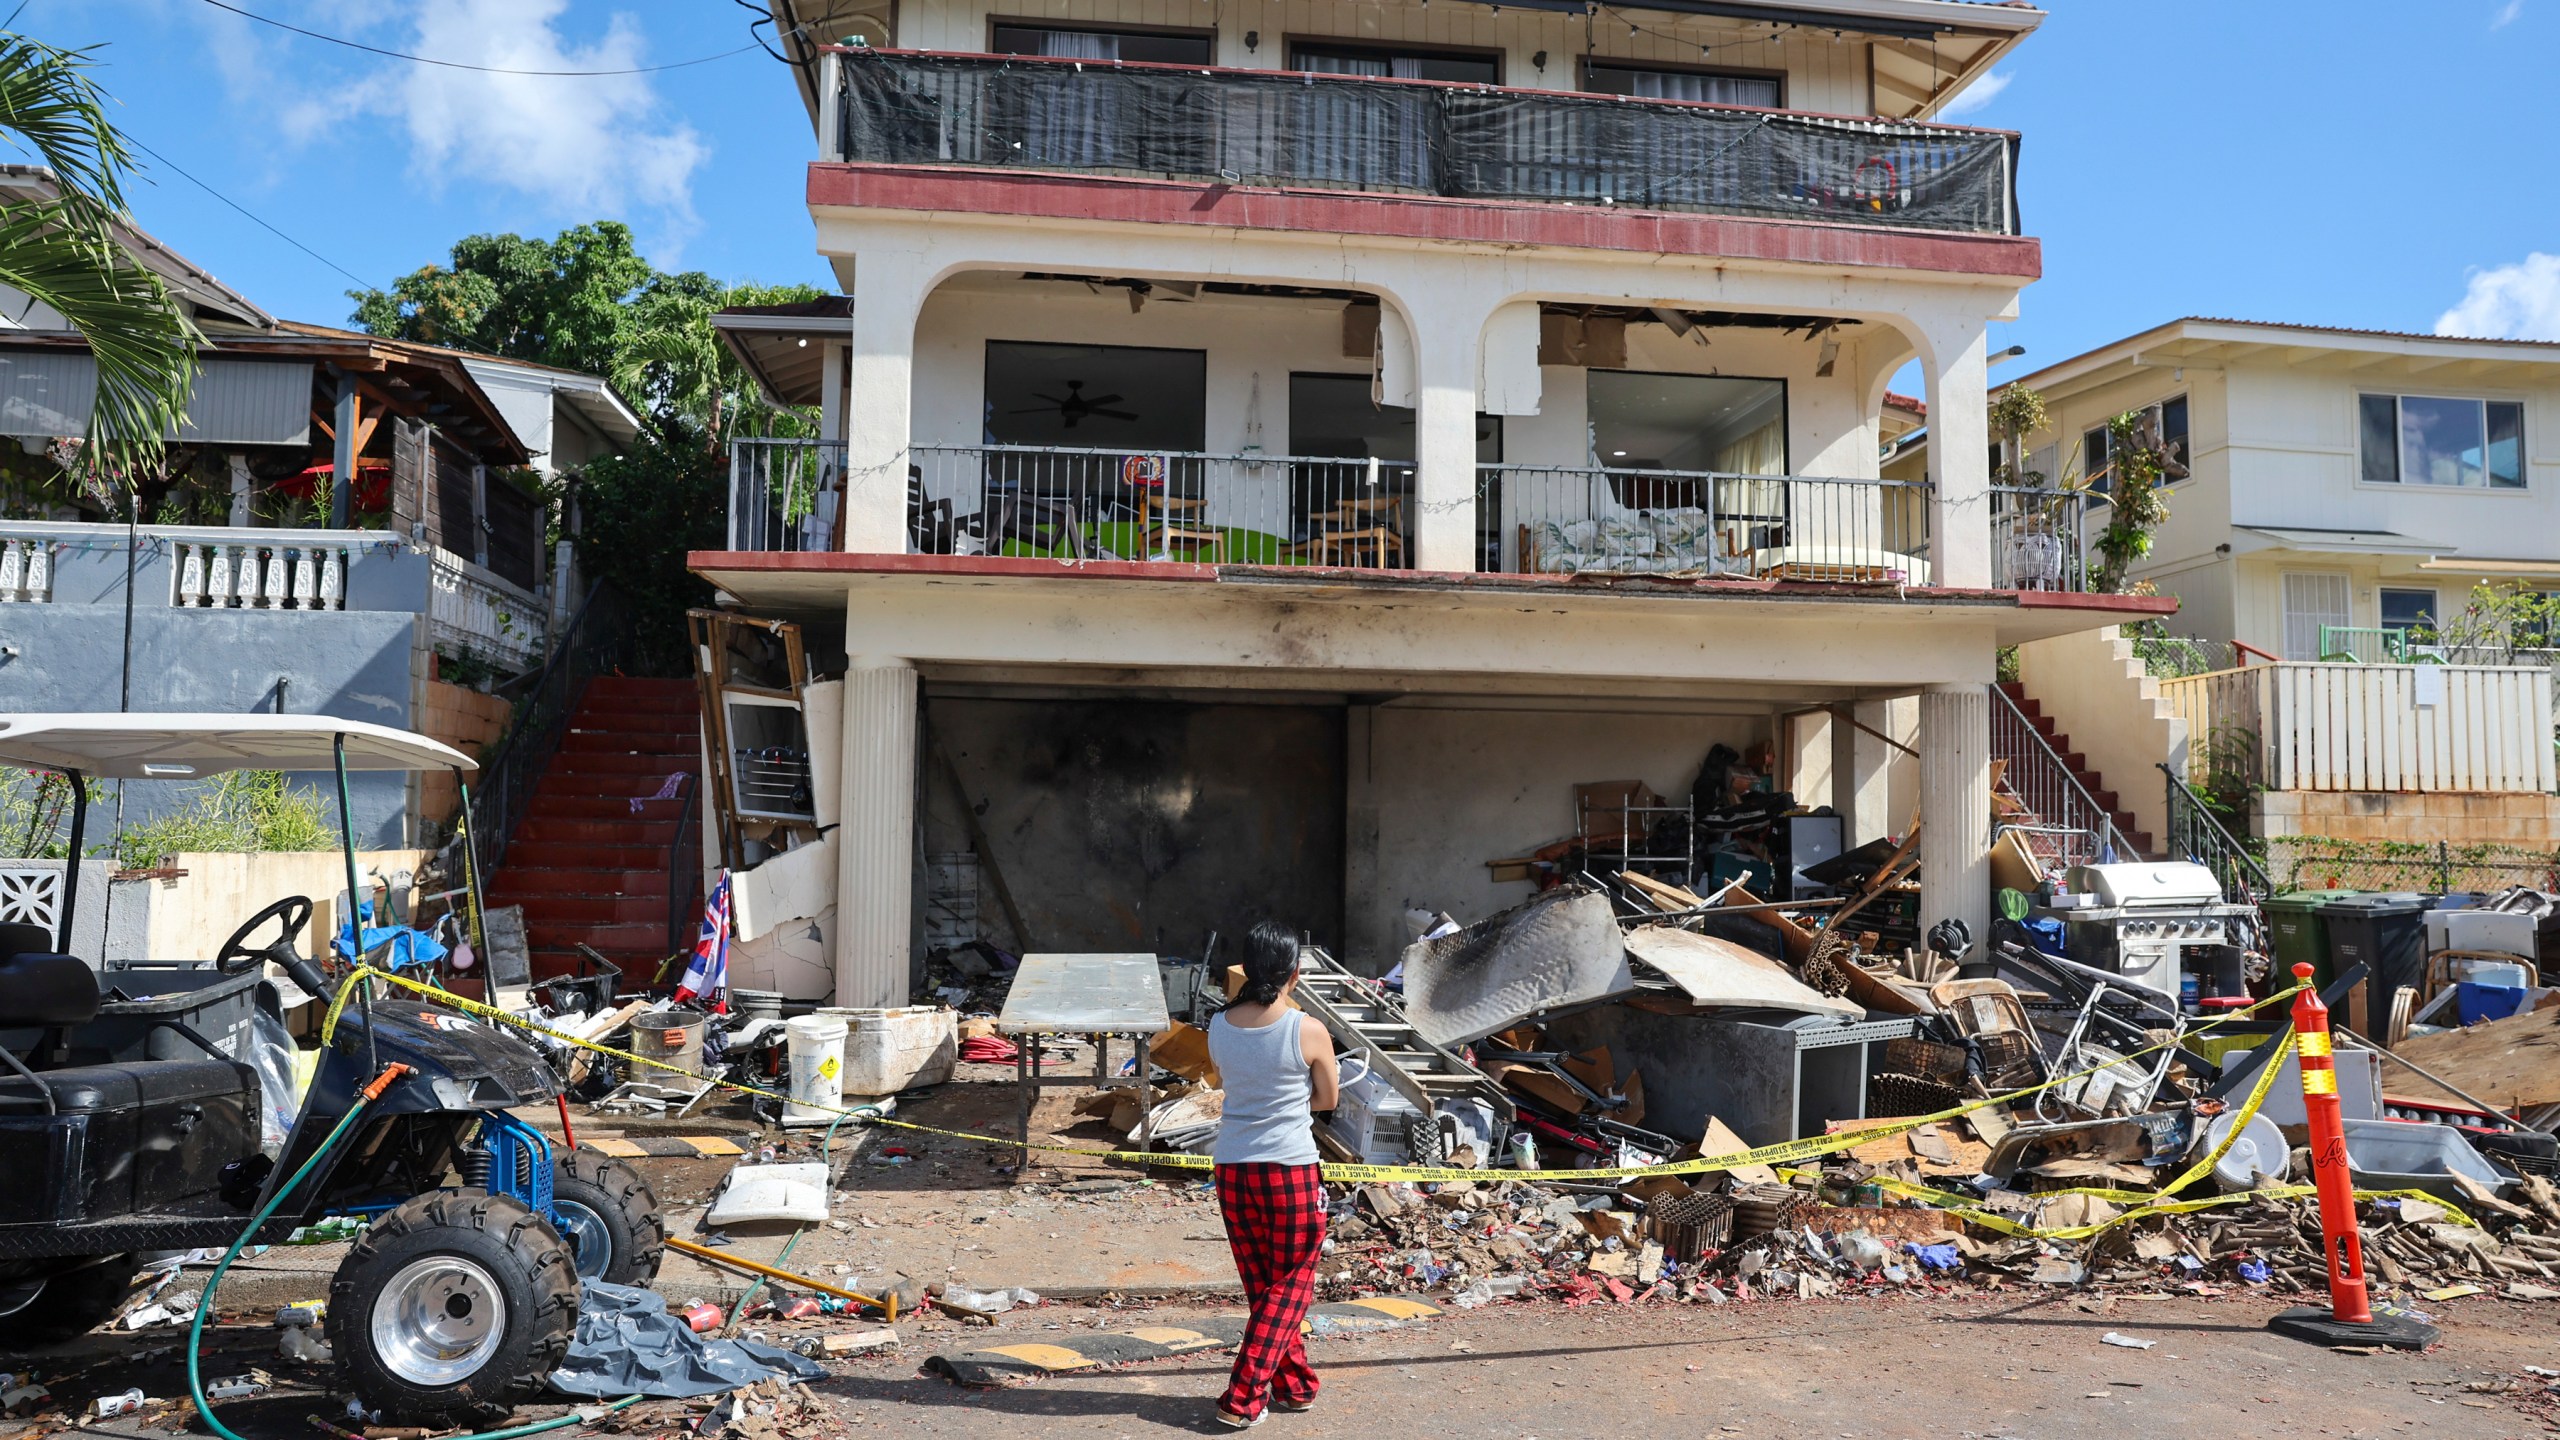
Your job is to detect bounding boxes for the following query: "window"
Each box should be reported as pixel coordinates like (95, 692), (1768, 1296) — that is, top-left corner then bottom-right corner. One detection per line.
(1588, 372), (1786, 475)
(2281, 572), (2351, 662)
(2081, 394), (2189, 498)
(2358, 393), (2526, 488)
(989, 23), (1213, 64)
(1583, 61), (1780, 108)
(1288, 41), (1498, 84)
(2379, 587), (2438, 643)
(983, 341), (1206, 449)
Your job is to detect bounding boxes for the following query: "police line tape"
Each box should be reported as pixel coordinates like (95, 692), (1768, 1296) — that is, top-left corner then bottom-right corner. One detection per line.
(323, 966), (2314, 1192)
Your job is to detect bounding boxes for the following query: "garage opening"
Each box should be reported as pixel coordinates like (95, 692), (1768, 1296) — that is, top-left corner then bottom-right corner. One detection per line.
(924, 696), (1347, 959)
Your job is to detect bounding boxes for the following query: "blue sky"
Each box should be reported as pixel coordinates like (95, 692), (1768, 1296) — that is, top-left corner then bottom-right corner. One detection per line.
(16, 1), (2560, 364)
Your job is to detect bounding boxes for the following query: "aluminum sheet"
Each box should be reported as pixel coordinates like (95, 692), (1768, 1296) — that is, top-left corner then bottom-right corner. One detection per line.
(997, 952), (1171, 1035)
(1400, 887), (1635, 1048)
(1621, 925), (1862, 1019)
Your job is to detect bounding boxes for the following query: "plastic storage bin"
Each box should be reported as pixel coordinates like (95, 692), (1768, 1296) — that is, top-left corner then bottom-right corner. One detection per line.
(823, 1006), (958, 1097)
(2341, 1117), (2520, 1203)
(84, 962), (265, 1065)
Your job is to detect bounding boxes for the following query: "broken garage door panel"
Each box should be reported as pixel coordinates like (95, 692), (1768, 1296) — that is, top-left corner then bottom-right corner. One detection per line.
(1400, 886), (1635, 1048)
(1622, 925), (1862, 1020)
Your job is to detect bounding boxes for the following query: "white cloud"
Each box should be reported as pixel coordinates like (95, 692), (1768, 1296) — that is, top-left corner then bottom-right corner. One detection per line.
(2435, 254), (2560, 341)
(2493, 0), (2525, 29)
(1938, 70), (2011, 119)
(358, 0), (707, 252)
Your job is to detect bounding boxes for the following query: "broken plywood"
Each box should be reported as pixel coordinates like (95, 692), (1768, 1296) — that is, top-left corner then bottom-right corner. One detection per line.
(1623, 925), (1860, 1019)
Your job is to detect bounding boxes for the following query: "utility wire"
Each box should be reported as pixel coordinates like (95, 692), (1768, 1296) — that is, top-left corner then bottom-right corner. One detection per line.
(125, 135), (374, 290)
(194, 0), (795, 76)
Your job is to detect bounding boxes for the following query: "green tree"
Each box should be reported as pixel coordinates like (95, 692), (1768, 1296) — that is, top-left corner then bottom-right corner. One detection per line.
(0, 32), (199, 488)
(351, 224), (825, 670)
(349, 222), (819, 447)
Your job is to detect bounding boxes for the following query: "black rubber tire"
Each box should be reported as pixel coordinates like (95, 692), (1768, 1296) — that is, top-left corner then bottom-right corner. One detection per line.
(328, 1190), (579, 1426)
(0, 1254), (139, 1347)
(550, 1150), (665, 1285)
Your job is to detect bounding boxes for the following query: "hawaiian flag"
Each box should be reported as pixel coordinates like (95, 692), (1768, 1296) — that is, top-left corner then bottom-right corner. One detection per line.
(675, 872), (733, 1013)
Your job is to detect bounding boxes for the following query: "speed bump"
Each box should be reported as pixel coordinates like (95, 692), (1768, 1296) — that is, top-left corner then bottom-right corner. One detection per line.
(923, 1297), (1443, 1387)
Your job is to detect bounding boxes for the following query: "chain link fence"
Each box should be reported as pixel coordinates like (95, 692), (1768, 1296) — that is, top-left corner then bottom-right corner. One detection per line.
(2267, 837), (2560, 895)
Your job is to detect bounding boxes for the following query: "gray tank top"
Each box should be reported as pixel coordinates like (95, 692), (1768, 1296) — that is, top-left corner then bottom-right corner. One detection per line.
(1208, 1009), (1320, 1166)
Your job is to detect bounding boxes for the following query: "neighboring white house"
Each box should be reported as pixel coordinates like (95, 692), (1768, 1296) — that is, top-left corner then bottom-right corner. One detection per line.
(681, 0), (2173, 1009)
(1999, 318), (2560, 663)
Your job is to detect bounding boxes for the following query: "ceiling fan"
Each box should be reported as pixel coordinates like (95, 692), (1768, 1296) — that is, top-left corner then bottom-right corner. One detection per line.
(1010, 379), (1137, 429)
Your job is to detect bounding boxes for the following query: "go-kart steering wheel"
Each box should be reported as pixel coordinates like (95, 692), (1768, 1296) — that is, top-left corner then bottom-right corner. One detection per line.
(217, 895), (315, 976)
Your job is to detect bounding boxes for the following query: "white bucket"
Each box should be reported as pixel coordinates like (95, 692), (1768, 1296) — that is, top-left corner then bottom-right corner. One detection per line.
(784, 1014), (849, 1127)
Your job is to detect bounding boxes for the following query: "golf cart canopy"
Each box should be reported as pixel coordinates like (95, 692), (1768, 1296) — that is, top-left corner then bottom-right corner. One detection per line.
(0, 713), (475, 778)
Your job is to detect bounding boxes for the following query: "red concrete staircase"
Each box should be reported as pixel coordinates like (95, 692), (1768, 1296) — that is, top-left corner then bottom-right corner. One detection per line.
(485, 676), (702, 983)
(1993, 682), (2154, 860)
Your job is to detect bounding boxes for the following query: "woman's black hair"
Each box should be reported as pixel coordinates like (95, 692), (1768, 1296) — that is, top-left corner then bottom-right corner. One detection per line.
(1236, 921), (1301, 1005)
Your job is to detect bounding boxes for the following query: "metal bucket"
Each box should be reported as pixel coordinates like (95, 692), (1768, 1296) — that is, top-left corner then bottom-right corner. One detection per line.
(633, 1009), (708, 1076)
(733, 988), (786, 1023)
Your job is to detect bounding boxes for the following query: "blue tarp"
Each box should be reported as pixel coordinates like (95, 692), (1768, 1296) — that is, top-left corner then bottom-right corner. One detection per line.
(547, 1281), (827, 1399)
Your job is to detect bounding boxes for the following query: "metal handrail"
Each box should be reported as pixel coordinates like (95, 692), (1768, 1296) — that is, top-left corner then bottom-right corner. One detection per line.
(1988, 683), (2131, 868)
(666, 772), (703, 957)
(2159, 762), (2272, 900)
(467, 579), (632, 877)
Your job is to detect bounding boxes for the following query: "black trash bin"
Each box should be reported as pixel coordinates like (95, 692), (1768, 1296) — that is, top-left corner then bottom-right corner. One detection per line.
(2319, 892), (2431, 1041)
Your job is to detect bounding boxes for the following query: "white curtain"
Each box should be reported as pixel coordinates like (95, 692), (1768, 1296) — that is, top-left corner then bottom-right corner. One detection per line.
(1038, 30), (1118, 60)
(1623, 70), (1780, 107)
(1712, 415), (1786, 476)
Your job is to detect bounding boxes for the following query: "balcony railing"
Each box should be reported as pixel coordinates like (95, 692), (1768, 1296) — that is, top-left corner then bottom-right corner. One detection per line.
(728, 439), (2116, 593)
(731, 437), (847, 553)
(827, 49), (2021, 236)
(1989, 486), (2096, 592)
(912, 444), (1418, 567)
(1478, 466), (1929, 580)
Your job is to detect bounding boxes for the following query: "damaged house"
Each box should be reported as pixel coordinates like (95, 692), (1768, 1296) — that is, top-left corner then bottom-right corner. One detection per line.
(685, 0), (2182, 1145)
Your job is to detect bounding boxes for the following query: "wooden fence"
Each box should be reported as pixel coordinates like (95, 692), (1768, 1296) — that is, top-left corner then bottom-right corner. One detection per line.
(2158, 662), (2555, 794)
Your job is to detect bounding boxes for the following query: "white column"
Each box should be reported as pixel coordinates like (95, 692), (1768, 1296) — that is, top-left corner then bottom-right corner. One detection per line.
(1833, 698), (1902, 849)
(834, 655), (918, 1007)
(842, 251), (935, 554)
(1918, 684), (1992, 957)
(1405, 285), (1511, 573)
(227, 454), (252, 526)
(1920, 318), (1992, 589)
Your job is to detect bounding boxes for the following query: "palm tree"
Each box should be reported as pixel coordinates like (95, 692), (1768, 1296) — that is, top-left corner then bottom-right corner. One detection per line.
(0, 32), (196, 488)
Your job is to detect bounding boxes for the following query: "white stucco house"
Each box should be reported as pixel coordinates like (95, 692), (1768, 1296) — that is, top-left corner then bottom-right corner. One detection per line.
(2000, 318), (2560, 664)
(686, 0), (2170, 1008)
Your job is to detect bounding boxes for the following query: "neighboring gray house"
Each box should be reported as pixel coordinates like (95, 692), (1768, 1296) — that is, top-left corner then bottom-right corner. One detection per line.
(0, 182), (634, 845)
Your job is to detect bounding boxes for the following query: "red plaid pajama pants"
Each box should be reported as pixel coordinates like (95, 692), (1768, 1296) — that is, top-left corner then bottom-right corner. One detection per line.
(1215, 1162), (1327, 1419)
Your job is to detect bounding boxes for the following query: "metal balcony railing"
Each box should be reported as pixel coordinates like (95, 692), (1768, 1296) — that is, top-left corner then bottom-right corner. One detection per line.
(912, 444), (1419, 567)
(729, 437), (847, 553)
(1989, 487), (2096, 592)
(1478, 466), (1929, 579)
(826, 49), (2023, 236)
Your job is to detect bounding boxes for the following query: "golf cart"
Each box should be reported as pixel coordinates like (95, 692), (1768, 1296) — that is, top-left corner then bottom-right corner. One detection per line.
(0, 715), (663, 1423)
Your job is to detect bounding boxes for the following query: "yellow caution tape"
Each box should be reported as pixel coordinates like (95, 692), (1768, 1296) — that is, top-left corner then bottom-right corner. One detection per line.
(320, 966), (2311, 1189)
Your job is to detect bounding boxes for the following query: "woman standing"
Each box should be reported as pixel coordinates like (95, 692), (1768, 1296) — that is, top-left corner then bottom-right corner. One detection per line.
(1206, 922), (1340, 1428)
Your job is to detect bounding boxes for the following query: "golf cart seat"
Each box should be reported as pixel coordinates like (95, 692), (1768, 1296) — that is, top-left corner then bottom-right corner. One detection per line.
(0, 922), (98, 1029)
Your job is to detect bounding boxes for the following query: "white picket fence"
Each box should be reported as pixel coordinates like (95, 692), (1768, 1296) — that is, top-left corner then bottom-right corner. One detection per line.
(2159, 662), (2555, 794)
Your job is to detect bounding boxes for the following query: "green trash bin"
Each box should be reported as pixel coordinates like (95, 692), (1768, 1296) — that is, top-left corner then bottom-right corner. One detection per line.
(2265, 888), (2359, 990)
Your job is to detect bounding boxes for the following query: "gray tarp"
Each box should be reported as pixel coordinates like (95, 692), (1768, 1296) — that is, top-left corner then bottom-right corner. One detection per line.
(1399, 887), (1635, 1047)
(547, 1280), (827, 1398)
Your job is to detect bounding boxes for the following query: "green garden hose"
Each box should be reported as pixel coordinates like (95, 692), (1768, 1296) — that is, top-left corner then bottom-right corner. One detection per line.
(185, 1064), (642, 1440)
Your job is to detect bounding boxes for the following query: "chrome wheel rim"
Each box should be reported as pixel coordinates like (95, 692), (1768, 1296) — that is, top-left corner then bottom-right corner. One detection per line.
(552, 1201), (612, 1278)
(370, 1255), (504, 1387)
